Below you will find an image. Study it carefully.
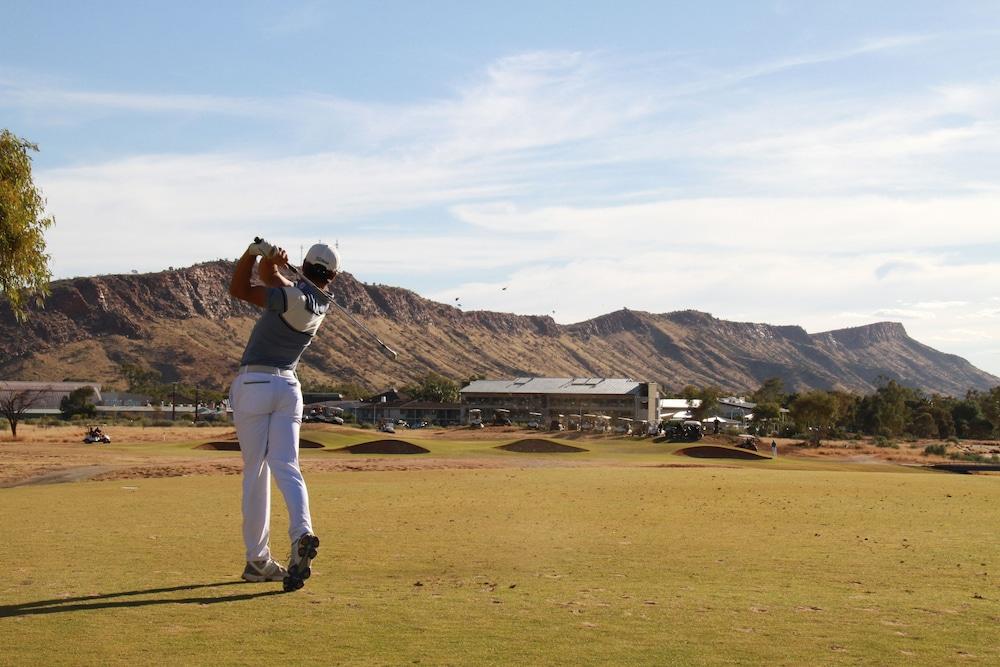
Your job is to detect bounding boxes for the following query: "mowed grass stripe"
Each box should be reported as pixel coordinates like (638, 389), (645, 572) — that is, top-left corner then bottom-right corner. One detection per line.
(1, 466), (998, 665)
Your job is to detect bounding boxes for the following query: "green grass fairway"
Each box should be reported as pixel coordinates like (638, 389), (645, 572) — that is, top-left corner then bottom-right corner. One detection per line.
(2, 464), (998, 665)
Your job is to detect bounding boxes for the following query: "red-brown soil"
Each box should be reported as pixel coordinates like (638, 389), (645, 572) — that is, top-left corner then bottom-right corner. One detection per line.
(498, 439), (588, 453)
(334, 439), (430, 454)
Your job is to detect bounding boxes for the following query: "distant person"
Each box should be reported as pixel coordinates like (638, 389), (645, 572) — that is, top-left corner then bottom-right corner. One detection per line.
(771, 439), (778, 458)
(228, 238), (340, 592)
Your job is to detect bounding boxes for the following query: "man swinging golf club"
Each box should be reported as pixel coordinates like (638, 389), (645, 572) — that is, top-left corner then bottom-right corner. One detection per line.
(228, 237), (339, 592)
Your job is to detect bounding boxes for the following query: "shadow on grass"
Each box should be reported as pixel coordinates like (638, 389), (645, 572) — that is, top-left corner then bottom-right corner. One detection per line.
(0, 581), (285, 617)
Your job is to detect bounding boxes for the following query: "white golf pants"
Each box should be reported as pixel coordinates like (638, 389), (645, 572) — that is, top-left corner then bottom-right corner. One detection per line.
(230, 371), (313, 562)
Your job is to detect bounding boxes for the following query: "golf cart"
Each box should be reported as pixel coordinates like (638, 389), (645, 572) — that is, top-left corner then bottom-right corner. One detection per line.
(614, 417), (633, 435)
(493, 409), (512, 426)
(664, 420), (703, 441)
(736, 434), (759, 451)
(550, 414), (565, 431)
(83, 426), (111, 444)
(468, 409), (484, 429)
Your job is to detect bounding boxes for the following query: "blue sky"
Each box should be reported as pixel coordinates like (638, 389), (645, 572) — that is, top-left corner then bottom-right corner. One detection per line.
(3, 1), (1000, 377)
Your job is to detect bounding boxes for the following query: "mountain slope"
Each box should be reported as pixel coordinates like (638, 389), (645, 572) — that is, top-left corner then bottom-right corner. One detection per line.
(1, 261), (995, 396)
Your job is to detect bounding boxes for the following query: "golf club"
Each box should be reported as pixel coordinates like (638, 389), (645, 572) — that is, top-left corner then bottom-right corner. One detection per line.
(253, 237), (400, 360)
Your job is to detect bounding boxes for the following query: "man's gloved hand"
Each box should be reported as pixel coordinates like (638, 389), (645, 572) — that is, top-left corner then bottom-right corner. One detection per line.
(247, 237), (276, 258)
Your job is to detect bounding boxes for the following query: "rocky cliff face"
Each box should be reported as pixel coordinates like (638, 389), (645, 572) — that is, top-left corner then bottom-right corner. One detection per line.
(1, 261), (996, 395)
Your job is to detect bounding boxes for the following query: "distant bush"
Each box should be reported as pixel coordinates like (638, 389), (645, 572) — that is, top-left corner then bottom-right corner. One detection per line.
(873, 435), (895, 448)
(948, 451), (988, 463)
(947, 436), (960, 445)
(150, 419), (175, 427)
(923, 443), (947, 456)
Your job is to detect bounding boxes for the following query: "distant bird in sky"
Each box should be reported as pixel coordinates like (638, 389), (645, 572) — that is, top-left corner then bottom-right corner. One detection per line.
(501, 286), (507, 291)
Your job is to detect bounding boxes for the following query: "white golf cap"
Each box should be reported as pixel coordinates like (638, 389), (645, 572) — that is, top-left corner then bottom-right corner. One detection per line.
(304, 243), (340, 275)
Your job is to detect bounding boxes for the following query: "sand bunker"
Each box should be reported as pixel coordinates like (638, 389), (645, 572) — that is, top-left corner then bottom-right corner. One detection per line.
(334, 440), (430, 455)
(497, 439), (588, 453)
(197, 439), (324, 451)
(929, 463), (1000, 475)
(677, 445), (771, 460)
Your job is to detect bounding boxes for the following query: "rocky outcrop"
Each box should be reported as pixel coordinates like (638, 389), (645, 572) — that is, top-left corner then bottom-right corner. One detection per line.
(1, 261), (997, 395)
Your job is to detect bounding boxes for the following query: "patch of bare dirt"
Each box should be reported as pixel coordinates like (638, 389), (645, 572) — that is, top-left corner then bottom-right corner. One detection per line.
(91, 463), (244, 481)
(334, 439), (430, 454)
(2, 465), (118, 487)
(497, 439), (588, 453)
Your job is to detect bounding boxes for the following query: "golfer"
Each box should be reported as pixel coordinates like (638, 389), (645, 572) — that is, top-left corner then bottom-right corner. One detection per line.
(228, 238), (339, 591)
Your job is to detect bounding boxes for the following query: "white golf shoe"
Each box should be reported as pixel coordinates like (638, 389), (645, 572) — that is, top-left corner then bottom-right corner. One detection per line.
(242, 559), (288, 583)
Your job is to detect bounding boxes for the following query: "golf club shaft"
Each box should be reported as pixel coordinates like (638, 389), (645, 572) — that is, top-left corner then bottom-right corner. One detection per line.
(283, 261), (399, 361)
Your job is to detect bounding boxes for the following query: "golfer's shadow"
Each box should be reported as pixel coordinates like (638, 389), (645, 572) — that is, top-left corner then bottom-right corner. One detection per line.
(0, 581), (284, 618)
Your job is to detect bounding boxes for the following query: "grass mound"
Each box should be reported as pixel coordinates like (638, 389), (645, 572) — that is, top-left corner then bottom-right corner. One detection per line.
(677, 445), (770, 460)
(335, 439), (430, 454)
(197, 439), (324, 451)
(497, 439), (588, 453)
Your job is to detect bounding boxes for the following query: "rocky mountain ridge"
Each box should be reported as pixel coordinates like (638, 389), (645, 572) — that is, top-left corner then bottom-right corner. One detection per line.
(1, 260), (996, 396)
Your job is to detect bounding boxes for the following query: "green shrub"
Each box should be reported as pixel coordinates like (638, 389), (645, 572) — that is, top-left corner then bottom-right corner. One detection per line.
(948, 451), (987, 463)
(923, 443), (947, 456)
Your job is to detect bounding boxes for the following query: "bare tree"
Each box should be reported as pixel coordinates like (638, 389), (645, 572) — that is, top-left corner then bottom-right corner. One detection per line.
(0, 385), (50, 439)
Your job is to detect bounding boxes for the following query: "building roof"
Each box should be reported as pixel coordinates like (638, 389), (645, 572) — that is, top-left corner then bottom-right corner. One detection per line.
(659, 398), (702, 409)
(396, 400), (461, 410)
(461, 377), (644, 396)
(719, 396), (756, 409)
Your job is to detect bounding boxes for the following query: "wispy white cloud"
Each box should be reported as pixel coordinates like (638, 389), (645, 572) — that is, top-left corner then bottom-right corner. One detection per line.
(15, 38), (1000, 376)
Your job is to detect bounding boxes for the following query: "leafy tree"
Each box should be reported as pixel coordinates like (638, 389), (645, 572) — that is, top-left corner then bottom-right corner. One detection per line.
(751, 377), (785, 406)
(60, 386), (97, 419)
(978, 387), (1000, 431)
(0, 129), (55, 321)
(909, 411), (939, 439)
(118, 363), (164, 397)
(0, 385), (48, 438)
(923, 396), (957, 439)
(750, 401), (781, 434)
(858, 379), (913, 437)
(402, 373), (460, 403)
(681, 385), (721, 420)
(790, 390), (837, 443)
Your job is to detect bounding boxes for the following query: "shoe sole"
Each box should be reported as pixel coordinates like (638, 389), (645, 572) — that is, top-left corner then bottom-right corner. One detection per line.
(283, 534), (320, 592)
